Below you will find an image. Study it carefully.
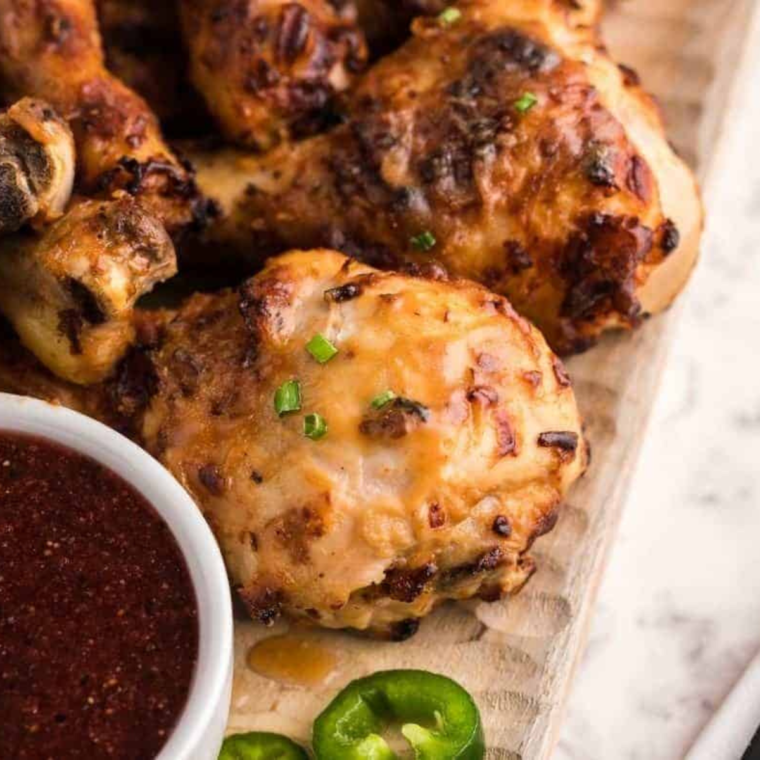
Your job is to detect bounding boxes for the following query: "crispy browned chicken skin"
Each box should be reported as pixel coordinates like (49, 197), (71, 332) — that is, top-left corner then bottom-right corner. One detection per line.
(178, 0), (367, 149)
(193, 0), (700, 353)
(138, 250), (587, 635)
(0, 0), (206, 236)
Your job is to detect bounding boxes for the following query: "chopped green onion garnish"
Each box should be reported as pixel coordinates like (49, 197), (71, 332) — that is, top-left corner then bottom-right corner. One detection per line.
(274, 379), (301, 417)
(514, 92), (538, 113)
(304, 413), (327, 440)
(410, 231), (436, 252)
(438, 7), (461, 26)
(306, 333), (338, 364)
(371, 390), (397, 409)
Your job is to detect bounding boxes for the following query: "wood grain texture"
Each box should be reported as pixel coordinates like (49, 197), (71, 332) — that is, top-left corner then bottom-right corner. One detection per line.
(225, 1), (760, 756)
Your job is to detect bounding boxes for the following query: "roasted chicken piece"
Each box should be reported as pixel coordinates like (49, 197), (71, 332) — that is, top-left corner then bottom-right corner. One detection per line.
(0, 0), (207, 236)
(178, 0), (367, 150)
(0, 98), (74, 234)
(136, 250), (587, 635)
(0, 197), (176, 384)
(193, 0), (701, 353)
(0, 0), (196, 382)
(0, 249), (587, 635)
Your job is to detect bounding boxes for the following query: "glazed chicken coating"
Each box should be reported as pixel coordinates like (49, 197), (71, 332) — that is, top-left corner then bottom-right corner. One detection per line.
(178, 0), (367, 150)
(138, 250), (587, 636)
(0, 197), (176, 384)
(0, 98), (74, 233)
(192, 0), (701, 354)
(0, 0), (207, 236)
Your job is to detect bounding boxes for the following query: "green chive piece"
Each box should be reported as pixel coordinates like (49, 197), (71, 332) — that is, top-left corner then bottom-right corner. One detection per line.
(371, 390), (397, 409)
(306, 333), (338, 364)
(410, 230), (436, 252)
(274, 380), (301, 417)
(304, 413), (327, 440)
(438, 7), (461, 26)
(514, 92), (538, 113)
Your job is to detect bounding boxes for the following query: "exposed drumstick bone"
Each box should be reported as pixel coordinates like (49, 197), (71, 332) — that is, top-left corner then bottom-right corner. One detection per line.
(0, 197), (176, 384)
(0, 98), (75, 234)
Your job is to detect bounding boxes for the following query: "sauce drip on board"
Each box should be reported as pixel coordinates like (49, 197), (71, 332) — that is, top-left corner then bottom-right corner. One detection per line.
(0, 432), (198, 759)
(247, 634), (337, 687)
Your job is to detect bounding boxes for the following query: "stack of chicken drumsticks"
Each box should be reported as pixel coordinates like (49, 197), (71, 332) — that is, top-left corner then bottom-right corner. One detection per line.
(0, 0), (701, 638)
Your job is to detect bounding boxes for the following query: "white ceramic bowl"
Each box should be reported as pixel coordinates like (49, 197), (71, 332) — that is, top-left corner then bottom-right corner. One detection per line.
(0, 392), (233, 760)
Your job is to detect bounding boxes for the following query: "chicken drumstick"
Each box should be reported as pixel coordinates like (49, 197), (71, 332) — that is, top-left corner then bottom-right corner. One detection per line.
(191, 0), (701, 353)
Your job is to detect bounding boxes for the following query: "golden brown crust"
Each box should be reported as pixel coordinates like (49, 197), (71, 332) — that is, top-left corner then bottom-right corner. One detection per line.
(140, 250), (587, 634)
(193, 0), (700, 354)
(0, 0), (208, 236)
(178, 0), (368, 149)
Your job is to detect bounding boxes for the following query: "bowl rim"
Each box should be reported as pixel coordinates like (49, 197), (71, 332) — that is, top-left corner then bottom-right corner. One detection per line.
(0, 392), (233, 759)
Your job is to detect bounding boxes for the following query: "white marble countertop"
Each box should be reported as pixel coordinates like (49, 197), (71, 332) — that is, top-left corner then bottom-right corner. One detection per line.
(556, 57), (760, 760)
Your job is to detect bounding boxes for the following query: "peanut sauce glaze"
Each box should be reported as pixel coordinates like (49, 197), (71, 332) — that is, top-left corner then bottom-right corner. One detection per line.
(0, 432), (198, 759)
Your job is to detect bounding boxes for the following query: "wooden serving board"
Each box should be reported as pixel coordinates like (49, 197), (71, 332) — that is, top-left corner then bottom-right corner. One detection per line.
(225, 1), (760, 756)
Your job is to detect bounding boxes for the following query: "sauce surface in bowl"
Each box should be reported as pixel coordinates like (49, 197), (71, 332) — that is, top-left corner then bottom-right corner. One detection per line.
(0, 432), (199, 759)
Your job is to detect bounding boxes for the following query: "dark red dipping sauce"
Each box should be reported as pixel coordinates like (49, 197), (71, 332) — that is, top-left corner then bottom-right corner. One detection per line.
(0, 432), (198, 759)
